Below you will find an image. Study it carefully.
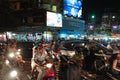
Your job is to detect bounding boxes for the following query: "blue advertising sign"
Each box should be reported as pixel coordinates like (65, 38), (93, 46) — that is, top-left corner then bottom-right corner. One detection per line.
(63, 0), (82, 18)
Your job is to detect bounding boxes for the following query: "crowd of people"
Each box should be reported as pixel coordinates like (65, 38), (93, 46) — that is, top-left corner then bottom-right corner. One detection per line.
(96, 39), (120, 78)
(31, 40), (62, 80)
(0, 39), (61, 80)
(1, 38), (120, 79)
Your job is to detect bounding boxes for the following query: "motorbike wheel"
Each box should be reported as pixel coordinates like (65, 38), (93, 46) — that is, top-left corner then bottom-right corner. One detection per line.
(94, 59), (108, 74)
(80, 76), (90, 80)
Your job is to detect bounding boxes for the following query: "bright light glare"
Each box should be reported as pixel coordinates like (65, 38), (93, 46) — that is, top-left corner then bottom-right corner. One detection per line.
(52, 55), (55, 58)
(82, 43), (85, 46)
(10, 70), (17, 77)
(16, 51), (20, 55)
(5, 60), (9, 65)
(68, 51), (75, 57)
(18, 49), (21, 52)
(112, 16), (115, 19)
(60, 34), (67, 38)
(9, 53), (14, 58)
(104, 38), (109, 41)
(46, 63), (53, 68)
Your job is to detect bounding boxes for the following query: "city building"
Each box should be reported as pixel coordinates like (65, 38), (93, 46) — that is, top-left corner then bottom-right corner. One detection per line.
(87, 8), (120, 40)
(6, 0), (62, 41)
(101, 8), (120, 34)
(0, 0), (85, 42)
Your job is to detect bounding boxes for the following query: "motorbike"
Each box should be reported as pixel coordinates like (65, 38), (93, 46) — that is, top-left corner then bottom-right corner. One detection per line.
(43, 63), (55, 80)
(3, 49), (29, 80)
(31, 62), (55, 80)
(93, 50), (112, 74)
(58, 54), (97, 80)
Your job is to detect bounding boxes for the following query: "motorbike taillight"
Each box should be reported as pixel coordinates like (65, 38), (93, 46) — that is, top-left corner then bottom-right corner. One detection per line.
(46, 68), (55, 77)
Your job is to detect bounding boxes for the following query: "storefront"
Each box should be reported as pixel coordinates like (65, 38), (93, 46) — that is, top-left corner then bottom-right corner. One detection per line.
(5, 31), (53, 42)
(59, 17), (85, 40)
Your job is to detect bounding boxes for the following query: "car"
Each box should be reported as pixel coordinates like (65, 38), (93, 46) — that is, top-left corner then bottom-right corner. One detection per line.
(59, 39), (113, 73)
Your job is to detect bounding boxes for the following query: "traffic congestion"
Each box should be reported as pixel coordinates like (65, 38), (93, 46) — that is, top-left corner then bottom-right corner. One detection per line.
(0, 38), (120, 80)
(1, 0), (120, 80)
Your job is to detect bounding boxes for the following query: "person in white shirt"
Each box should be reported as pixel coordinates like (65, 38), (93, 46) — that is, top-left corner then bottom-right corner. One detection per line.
(31, 44), (49, 80)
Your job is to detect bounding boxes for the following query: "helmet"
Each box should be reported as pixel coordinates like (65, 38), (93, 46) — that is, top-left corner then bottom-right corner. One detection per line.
(39, 45), (44, 49)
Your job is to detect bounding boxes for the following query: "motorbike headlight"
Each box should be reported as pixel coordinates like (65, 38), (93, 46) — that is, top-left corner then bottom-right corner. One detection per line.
(16, 51), (20, 55)
(5, 59), (9, 65)
(46, 63), (53, 68)
(9, 53), (15, 58)
(18, 49), (21, 52)
(10, 70), (17, 78)
(16, 49), (21, 55)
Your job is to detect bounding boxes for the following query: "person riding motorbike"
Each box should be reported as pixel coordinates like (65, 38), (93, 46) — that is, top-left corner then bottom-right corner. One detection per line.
(7, 39), (25, 66)
(31, 44), (52, 80)
(47, 40), (61, 80)
(2, 39), (26, 80)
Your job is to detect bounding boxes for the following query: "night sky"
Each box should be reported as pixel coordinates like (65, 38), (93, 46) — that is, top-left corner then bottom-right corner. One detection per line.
(83, 0), (120, 20)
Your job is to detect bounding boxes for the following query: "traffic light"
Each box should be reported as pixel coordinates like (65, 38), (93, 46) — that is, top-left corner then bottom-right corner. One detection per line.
(91, 15), (95, 19)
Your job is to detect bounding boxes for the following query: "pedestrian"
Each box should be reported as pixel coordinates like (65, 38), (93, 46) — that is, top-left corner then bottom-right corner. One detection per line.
(110, 50), (120, 79)
(112, 51), (120, 74)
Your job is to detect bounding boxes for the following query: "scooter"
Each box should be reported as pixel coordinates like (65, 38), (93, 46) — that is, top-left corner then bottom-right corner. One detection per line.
(43, 63), (55, 80)
(31, 62), (55, 80)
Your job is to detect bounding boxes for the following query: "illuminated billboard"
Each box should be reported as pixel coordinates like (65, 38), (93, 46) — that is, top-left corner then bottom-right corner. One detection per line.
(46, 11), (62, 27)
(63, 0), (82, 18)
